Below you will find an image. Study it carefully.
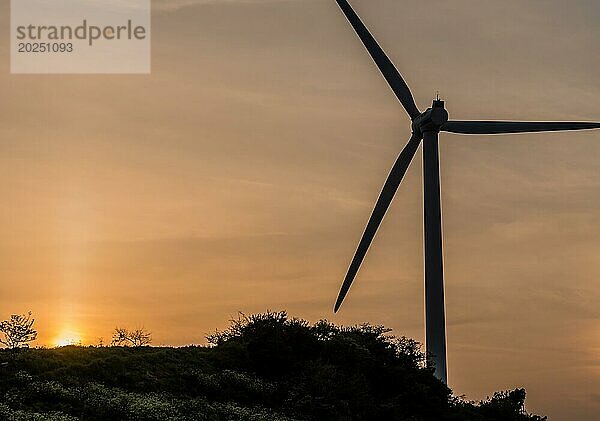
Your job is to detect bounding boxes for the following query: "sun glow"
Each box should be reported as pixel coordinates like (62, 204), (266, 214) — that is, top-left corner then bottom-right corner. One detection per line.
(53, 329), (82, 347)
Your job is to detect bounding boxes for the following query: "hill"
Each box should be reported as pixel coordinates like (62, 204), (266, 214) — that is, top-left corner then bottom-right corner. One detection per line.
(0, 312), (545, 420)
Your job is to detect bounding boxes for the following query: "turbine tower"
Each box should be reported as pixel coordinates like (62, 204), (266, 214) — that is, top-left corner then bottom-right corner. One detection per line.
(332, 0), (600, 385)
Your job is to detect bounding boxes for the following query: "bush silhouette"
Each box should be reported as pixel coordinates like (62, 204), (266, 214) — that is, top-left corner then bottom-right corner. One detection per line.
(111, 327), (152, 347)
(0, 311), (545, 420)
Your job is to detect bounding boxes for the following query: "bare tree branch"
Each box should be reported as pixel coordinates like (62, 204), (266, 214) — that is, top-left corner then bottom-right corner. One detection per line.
(111, 326), (151, 347)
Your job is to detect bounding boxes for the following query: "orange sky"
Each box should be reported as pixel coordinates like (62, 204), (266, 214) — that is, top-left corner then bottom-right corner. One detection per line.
(1, 1), (599, 419)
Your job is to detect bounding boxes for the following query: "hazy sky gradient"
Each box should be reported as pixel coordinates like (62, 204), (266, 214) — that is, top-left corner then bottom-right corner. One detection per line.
(1, 1), (599, 419)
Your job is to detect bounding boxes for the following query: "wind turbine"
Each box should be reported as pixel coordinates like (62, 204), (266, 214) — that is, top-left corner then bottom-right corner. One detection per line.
(332, 0), (600, 385)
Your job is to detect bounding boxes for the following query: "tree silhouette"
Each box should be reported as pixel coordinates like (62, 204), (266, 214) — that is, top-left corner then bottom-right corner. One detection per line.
(0, 311), (37, 349)
(111, 327), (151, 347)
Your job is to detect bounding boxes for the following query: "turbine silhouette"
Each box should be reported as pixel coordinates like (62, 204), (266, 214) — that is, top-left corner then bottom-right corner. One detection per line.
(332, 0), (600, 385)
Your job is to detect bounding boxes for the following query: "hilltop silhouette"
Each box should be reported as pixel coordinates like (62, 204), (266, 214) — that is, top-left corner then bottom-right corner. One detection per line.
(0, 311), (545, 420)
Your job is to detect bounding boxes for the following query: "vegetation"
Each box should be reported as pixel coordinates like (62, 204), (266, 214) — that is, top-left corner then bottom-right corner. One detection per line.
(0, 311), (546, 420)
(111, 327), (152, 347)
(0, 311), (37, 349)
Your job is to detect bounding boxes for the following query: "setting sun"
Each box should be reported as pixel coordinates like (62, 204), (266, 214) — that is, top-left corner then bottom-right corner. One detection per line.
(53, 330), (82, 347)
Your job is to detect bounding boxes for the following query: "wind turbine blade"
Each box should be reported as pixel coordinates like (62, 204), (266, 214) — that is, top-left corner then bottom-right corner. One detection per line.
(334, 133), (422, 313)
(334, 0), (420, 120)
(442, 120), (600, 135)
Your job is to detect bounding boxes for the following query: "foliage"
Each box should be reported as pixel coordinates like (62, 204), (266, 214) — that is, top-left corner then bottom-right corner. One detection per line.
(476, 389), (547, 421)
(111, 327), (152, 347)
(0, 311), (38, 349)
(0, 311), (546, 420)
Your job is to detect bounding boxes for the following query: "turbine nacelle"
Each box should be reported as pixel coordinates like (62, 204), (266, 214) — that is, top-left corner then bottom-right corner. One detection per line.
(412, 99), (449, 135)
